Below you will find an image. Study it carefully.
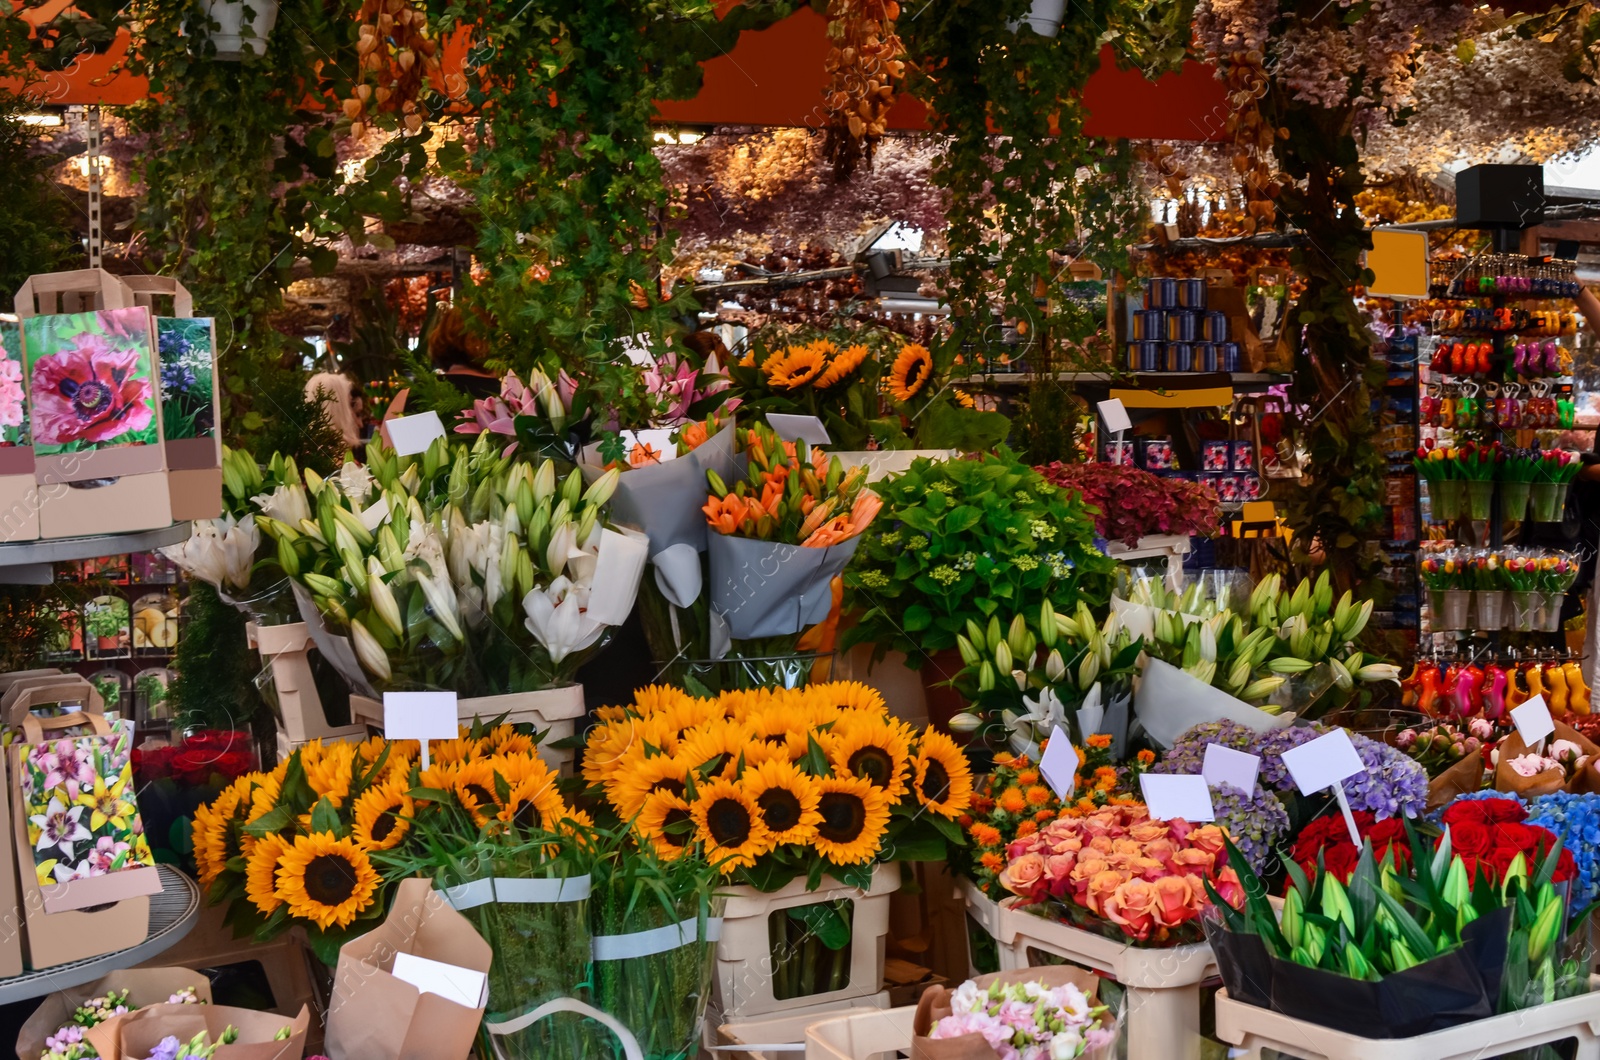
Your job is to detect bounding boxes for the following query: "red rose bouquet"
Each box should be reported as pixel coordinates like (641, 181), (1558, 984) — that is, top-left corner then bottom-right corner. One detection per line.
(998, 803), (1245, 945)
(1439, 796), (1577, 886)
(1290, 812), (1411, 882)
(133, 730), (259, 874)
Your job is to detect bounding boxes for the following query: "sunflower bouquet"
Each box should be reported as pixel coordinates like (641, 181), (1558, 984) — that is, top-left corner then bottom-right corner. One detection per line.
(726, 329), (1008, 452)
(582, 681), (973, 998)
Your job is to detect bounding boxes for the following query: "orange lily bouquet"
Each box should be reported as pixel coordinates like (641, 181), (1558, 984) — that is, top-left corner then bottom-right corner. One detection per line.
(697, 423), (882, 654)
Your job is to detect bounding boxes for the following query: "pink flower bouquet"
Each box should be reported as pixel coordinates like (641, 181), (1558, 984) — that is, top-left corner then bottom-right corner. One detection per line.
(998, 803), (1245, 945)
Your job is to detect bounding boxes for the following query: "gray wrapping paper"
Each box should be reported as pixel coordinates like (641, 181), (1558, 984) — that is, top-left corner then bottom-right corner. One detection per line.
(581, 428), (739, 554)
(707, 533), (860, 639)
(291, 580), (379, 699)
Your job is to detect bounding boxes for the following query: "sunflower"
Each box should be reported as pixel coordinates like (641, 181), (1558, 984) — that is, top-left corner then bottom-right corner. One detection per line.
(245, 832), (291, 915)
(503, 774), (570, 834)
(743, 759), (822, 846)
(489, 730), (537, 757)
(276, 832), (381, 930)
(807, 680), (886, 715)
(636, 789), (696, 860)
(812, 775), (890, 865)
(351, 776), (414, 852)
(886, 344), (933, 402)
(763, 344), (828, 390)
(609, 753), (690, 819)
(814, 343), (870, 389)
(743, 706), (808, 761)
(677, 720), (754, 781)
(691, 778), (772, 872)
(450, 760), (503, 827)
(827, 714), (912, 800)
(191, 778), (249, 886)
(302, 740), (356, 808)
(913, 730), (975, 819)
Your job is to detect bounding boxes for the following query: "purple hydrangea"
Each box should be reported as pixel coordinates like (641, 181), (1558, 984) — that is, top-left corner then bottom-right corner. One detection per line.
(1343, 730), (1429, 819)
(1151, 720), (1325, 791)
(1211, 782), (1291, 873)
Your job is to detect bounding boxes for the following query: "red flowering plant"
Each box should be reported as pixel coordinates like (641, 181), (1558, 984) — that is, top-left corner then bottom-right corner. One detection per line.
(1036, 461), (1222, 547)
(997, 803), (1247, 946)
(132, 730), (258, 872)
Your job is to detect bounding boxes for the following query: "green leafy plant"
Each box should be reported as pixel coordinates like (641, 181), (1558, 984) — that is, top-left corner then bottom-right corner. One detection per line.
(84, 597), (129, 641)
(0, 92), (77, 307)
(842, 451), (1113, 666)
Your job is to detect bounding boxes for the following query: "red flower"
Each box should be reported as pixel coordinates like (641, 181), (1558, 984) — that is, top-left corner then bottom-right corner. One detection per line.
(1441, 797), (1527, 828)
(1449, 821), (1493, 857)
(170, 748), (256, 787)
(30, 333), (155, 446)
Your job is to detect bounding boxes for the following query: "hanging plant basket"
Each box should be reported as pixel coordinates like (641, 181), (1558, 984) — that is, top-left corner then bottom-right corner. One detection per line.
(196, 0), (279, 59)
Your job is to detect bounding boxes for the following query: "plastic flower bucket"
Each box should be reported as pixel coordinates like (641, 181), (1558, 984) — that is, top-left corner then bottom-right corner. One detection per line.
(1431, 479), (1463, 522)
(1474, 590), (1506, 631)
(1511, 591), (1539, 632)
(1466, 480), (1495, 521)
(1541, 591), (1566, 633)
(1500, 481), (1531, 522)
(1531, 482), (1567, 523)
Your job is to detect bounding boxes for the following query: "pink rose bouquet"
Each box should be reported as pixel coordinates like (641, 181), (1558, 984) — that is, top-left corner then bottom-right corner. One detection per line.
(998, 803), (1245, 945)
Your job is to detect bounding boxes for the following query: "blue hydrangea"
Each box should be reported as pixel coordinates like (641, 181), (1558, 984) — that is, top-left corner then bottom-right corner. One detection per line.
(1525, 792), (1600, 912)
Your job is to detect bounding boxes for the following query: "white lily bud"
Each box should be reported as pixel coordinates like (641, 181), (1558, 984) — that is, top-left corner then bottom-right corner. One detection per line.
(947, 712), (982, 733)
(1044, 649), (1066, 683)
(351, 619), (392, 681)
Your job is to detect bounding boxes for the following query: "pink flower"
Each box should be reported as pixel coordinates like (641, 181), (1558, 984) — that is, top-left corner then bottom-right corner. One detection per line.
(0, 355), (23, 433)
(1001, 852), (1047, 900)
(1509, 753), (1559, 778)
(30, 334), (154, 446)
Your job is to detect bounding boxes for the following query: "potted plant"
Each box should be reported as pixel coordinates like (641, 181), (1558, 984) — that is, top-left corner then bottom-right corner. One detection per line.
(85, 598), (130, 653)
(841, 450), (1113, 728)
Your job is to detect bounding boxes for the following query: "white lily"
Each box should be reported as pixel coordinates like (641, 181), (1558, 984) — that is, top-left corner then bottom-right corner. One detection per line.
(331, 460), (374, 505)
(367, 557), (404, 637)
(410, 535), (464, 642)
(522, 575), (606, 663)
(252, 483), (311, 528)
(160, 514), (259, 592)
(350, 618), (392, 681)
(1044, 649), (1067, 683)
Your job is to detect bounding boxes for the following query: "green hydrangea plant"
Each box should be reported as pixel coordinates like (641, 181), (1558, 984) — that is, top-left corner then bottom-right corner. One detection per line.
(841, 450), (1113, 666)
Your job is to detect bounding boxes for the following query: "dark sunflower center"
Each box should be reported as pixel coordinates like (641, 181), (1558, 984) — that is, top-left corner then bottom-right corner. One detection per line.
(660, 807), (693, 848)
(817, 792), (867, 843)
(463, 783), (496, 808)
(64, 379), (112, 418)
(920, 760), (951, 803)
(370, 811), (398, 844)
(764, 734), (790, 747)
(513, 802), (541, 831)
(904, 359), (928, 390)
(758, 788), (803, 833)
(848, 747), (896, 789)
(706, 797), (753, 848)
(652, 777), (686, 799)
(304, 854), (359, 906)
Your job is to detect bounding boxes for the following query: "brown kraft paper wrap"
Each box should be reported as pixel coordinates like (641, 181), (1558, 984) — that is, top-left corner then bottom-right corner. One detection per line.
(911, 967), (1113, 1060)
(324, 877), (493, 1060)
(83, 1002), (309, 1060)
(1493, 721), (1600, 797)
(16, 967), (212, 1060)
(1427, 751), (1490, 812)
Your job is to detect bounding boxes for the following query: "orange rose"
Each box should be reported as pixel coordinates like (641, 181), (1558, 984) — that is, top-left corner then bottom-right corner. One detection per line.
(1044, 852), (1077, 896)
(1169, 847), (1216, 877)
(1125, 855), (1168, 881)
(1085, 869), (1130, 915)
(1001, 852), (1047, 900)
(1088, 835), (1116, 855)
(1104, 878), (1161, 941)
(1142, 837), (1178, 866)
(1187, 825), (1227, 856)
(1048, 834), (1084, 856)
(1151, 875), (1198, 928)
(1212, 866), (1246, 910)
(1129, 820), (1170, 844)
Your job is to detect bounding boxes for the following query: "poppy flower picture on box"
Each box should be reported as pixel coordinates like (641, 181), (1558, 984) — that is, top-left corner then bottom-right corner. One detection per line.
(23, 307), (159, 455)
(155, 318), (215, 442)
(0, 321), (26, 448)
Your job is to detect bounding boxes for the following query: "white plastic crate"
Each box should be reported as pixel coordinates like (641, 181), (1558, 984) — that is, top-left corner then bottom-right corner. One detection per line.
(994, 898), (1216, 1060)
(350, 684), (586, 774)
(716, 864), (899, 1020)
(954, 877), (1004, 977)
(804, 1004), (914, 1059)
(1215, 980), (1600, 1060)
(715, 991), (891, 1060)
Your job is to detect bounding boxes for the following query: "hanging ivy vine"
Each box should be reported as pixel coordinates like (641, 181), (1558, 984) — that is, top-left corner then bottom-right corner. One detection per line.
(427, 0), (794, 422)
(129, 0), (424, 446)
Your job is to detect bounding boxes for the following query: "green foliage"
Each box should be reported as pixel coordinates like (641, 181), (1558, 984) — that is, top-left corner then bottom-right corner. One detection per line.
(169, 581), (260, 734)
(0, 586), (66, 672)
(129, 0), (425, 458)
(0, 93), (78, 308)
(244, 365), (347, 478)
(430, 0), (795, 419)
(841, 451), (1114, 665)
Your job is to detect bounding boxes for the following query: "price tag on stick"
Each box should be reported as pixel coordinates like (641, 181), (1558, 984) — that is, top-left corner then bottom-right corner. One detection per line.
(1202, 743), (1261, 793)
(383, 691), (459, 770)
(1281, 728), (1367, 846)
(1140, 773), (1215, 822)
(1512, 695), (1555, 756)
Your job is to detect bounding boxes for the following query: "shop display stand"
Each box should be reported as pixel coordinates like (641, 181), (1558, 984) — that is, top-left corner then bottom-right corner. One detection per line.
(1213, 980), (1600, 1060)
(0, 523), (191, 585)
(0, 865), (198, 1004)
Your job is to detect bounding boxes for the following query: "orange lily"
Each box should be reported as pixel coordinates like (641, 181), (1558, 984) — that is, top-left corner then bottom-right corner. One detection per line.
(629, 442), (663, 467)
(801, 514), (853, 548)
(703, 494), (750, 535)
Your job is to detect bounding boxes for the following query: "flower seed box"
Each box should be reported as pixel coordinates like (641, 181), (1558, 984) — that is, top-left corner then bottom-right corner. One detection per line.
(715, 863), (899, 1021)
(1214, 979), (1600, 1060)
(994, 897), (1218, 1060)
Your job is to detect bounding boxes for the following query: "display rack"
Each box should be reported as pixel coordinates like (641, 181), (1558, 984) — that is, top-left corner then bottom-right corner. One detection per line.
(0, 865), (199, 1005)
(0, 524), (192, 585)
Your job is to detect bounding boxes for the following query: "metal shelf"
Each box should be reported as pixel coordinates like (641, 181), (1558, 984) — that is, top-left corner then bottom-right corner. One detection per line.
(0, 523), (192, 585)
(969, 371), (1291, 390)
(0, 865), (200, 1004)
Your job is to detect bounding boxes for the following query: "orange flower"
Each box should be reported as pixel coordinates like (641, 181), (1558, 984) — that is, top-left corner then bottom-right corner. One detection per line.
(681, 420), (710, 450)
(998, 787), (1027, 814)
(969, 823), (1002, 847)
(800, 514), (854, 548)
(629, 442), (664, 467)
(979, 851), (1004, 872)
(1136, 749), (1156, 766)
(814, 343), (869, 389)
(1016, 819), (1038, 837)
(993, 752), (1016, 767)
(1034, 809), (1056, 823)
(1025, 785), (1052, 806)
(1016, 769), (1040, 786)
(703, 494), (750, 535)
(1087, 734), (1112, 750)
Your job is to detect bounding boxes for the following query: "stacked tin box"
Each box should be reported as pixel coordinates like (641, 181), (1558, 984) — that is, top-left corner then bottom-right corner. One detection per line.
(1127, 277), (1242, 373)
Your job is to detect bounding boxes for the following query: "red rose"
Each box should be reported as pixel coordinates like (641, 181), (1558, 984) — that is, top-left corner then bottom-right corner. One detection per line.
(134, 745), (178, 785)
(1489, 822), (1545, 854)
(1315, 845), (1359, 882)
(182, 729), (250, 754)
(1447, 821), (1493, 857)
(1483, 846), (1520, 880)
(170, 749), (235, 787)
(1442, 797), (1526, 828)
(1556, 849), (1578, 884)
(209, 750), (257, 780)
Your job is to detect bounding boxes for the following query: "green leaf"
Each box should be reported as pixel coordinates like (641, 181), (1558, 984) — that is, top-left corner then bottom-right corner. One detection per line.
(789, 900), (853, 950)
(309, 796), (342, 836)
(944, 505), (983, 534)
(903, 604), (933, 632)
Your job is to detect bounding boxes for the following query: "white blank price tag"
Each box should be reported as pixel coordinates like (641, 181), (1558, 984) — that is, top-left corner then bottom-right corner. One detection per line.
(1202, 744), (1260, 793)
(1039, 726), (1078, 801)
(1512, 696), (1555, 749)
(1281, 729), (1365, 796)
(384, 691), (459, 769)
(391, 952), (488, 1009)
(765, 413), (831, 446)
(386, 411), (447, 456)
(1140, 773), (1215, 822)
(1097, 399), (1133, 433)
